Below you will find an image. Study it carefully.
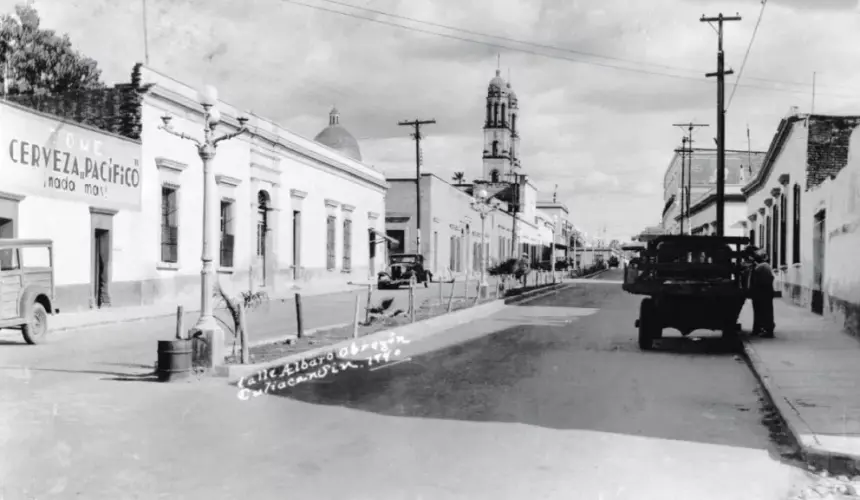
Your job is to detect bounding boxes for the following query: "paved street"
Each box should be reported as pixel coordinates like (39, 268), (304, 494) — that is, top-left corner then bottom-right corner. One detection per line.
(0, 270), (817, 499)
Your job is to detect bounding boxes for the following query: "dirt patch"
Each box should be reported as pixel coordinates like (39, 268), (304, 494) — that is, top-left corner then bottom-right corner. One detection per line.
(225, 297), (478, 365)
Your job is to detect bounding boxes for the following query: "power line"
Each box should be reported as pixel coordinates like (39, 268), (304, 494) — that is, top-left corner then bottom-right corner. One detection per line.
(727, 0), (769, 111)
(284, 0), (859, 97)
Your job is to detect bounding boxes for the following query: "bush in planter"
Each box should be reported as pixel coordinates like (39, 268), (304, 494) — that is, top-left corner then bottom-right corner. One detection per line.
(214, 281), (269, 354)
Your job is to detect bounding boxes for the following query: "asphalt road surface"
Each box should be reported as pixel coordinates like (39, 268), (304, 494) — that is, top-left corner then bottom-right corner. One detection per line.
(255, 269), (813, 498)
(0, 269), (817, 499)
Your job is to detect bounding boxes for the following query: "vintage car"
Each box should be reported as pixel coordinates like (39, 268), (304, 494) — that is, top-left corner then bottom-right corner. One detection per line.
(377, 253), (433, 289)
(608, 255), (620, 268)
(0, 238), (56, 344)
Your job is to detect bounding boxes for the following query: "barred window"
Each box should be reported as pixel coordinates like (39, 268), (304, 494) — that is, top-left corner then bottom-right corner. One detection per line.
(779, 194), (788, 267)
(160, 186), (178, 263)
(326, 215), (336, 270)
(792, 184), (801, 264)
(342, 218), (352, 271)
(220, 200), (234, 268)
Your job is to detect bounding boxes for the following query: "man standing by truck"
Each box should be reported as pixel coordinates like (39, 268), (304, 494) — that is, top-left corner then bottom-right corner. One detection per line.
(750, 249), (775, 338)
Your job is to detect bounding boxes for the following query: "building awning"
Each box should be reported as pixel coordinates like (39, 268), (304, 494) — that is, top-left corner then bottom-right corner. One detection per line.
(370, 228), (397, 245)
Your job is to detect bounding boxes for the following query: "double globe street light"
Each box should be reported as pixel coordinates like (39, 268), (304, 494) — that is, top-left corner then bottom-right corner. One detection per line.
(470, 188), (500, 299)
(159, 85), (249, 368)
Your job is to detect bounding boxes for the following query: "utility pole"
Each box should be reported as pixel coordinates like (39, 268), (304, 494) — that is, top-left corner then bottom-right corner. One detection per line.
(398, 118), (436, 255)
(701, 12), (741, 237)
(673, 122), (709, 235)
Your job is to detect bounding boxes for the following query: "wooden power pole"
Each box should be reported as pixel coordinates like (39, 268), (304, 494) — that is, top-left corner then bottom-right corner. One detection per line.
(673, 122), (709, 235)
(398, 118), (436, 254)
(701, 13), (741, 237)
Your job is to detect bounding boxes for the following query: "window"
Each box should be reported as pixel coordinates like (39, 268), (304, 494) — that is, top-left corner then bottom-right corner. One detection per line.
(493, 102), (499, 125)
(779, 194), (788, 267)
(387, 230), (404, 254)
(490, 169), (500, 183)
(501, 103), (507, 127)
(0, 248), (18, 271)
(160, 186), (178, 263)
(765, 216), (771, 260)
(492, 140), (499, 157)
(342, 218), (352, 271)
(220, 200), (234, 268)
(450, 236), (457, 271)
(256, 191), (270, 258)
(326, 215), (336, 270)
(772, 205), (779, 266)
(793, 184), (801, 264)
(749, 229), (756, 248)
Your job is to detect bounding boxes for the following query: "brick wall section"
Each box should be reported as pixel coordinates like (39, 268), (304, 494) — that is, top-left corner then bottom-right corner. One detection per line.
(806, 115), (860, 190)
(5, 63), (150, 141)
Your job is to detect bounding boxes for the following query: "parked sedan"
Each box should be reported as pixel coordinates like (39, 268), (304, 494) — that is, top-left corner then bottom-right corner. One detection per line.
(377, 254), (433, 289)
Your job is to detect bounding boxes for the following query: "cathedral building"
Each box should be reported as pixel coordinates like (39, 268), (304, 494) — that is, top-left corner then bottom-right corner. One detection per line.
(384, 68), (570, 277)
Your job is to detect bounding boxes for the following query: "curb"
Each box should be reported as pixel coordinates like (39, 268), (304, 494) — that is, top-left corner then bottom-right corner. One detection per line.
(741, 338), (860, 476)
(218, 282), (569, 383)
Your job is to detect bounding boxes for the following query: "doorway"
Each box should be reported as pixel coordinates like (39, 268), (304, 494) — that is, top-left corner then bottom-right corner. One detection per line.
(0, 217), (13, 238)
(368, 229), (376, 276)
(811, 210), (826, 315)
(255, 190), (270, 288)
(93, 229), (111, 307)
(292, 210), (301, 280)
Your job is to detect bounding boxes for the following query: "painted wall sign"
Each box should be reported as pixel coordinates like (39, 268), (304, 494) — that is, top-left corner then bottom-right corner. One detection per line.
(0, 102), (143, 211)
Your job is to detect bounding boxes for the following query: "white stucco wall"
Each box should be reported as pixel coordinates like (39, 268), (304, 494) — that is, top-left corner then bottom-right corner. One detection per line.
(136, 68), (387, 307)
(744, 115), (860, 336)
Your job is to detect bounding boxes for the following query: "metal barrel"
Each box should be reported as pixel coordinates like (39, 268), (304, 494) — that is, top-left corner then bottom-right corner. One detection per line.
(156, 339), (192, 382)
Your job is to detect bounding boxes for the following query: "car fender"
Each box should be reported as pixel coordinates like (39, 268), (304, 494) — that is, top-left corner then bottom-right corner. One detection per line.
(18, 285), (53, 319)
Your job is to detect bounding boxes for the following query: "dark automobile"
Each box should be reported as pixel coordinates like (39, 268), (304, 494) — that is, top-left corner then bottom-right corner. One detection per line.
(377, 254), (433, 289)
(608, 255), (620, 268)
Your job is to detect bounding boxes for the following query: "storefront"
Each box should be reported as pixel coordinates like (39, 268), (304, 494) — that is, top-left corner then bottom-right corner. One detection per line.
(0, 100), (142, 311)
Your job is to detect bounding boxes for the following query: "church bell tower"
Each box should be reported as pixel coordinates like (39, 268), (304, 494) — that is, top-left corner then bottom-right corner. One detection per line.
(482, 68), (520, 183)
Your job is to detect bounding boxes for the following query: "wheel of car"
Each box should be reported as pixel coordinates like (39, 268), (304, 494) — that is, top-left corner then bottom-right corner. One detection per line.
(638, 298), (658, 351)
(22, 302), (48, 345)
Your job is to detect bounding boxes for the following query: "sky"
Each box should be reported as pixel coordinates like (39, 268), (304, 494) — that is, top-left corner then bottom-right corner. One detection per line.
(15, 0), (860, 242)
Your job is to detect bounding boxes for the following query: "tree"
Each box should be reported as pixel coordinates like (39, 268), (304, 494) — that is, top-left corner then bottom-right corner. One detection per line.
(0, 3), (103, 96)
(452, 172), (465, 183)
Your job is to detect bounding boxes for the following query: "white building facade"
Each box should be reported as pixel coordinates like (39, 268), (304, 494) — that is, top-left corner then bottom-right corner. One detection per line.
(742, 110), (860, 338)
(1, 65), (388, 313)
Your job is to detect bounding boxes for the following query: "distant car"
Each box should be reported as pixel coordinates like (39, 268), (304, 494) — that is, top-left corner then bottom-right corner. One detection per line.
(378, 254), (433, 289)
(608, 256), (620, 268)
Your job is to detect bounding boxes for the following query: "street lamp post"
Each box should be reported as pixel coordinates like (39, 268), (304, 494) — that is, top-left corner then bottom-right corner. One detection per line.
(470, 188), (498, 299)
(159, 85), (249, 368)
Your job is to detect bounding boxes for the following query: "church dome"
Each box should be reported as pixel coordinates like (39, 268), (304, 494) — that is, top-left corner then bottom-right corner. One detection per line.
(488, 69), (507, 93)
(314, 107), (362, 161)
(507, 82), (517, 101)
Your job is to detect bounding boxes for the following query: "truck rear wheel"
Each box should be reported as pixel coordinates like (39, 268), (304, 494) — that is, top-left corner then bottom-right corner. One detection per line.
(638, 298), (659, 351)
(22, 302), (48, 345)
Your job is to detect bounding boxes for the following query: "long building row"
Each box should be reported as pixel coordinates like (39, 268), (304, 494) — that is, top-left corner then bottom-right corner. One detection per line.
(0, 64), (577, 315)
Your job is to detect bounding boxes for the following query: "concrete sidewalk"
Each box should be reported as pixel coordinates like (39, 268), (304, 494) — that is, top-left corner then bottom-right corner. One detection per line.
(46, 280), (379, 333)
(739, 299), (860, 476)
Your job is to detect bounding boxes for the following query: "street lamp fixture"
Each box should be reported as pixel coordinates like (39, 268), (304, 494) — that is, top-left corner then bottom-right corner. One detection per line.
(158, 85), (250, 368)
(470, 187), (498, 299)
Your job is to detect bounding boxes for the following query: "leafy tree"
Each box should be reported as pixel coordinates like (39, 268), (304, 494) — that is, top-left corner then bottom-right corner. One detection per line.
(452, 172), (465, 183)
(0, 3), (103, 96)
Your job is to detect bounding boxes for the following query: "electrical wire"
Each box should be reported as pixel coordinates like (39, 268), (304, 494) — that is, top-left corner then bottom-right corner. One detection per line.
(285, 0), (857, 97)
(727, 0), (769, 110)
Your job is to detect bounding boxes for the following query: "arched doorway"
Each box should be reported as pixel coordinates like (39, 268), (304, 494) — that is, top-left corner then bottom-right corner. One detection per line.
(256, 190), (270, 288)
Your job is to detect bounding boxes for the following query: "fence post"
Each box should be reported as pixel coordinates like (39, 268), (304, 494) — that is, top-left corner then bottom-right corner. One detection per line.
(353, 294), (361, 339)
(364, 284), (372, 325)
(409, 277), (416, 323)
(295, 293), (304, 339)
(175, 305), (184, 340)
(238, 303), (249, 364)
(447, 278), (456, 312)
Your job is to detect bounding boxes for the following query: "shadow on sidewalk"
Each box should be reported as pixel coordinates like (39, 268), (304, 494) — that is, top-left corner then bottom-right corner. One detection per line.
(0, 366), (159, 382)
